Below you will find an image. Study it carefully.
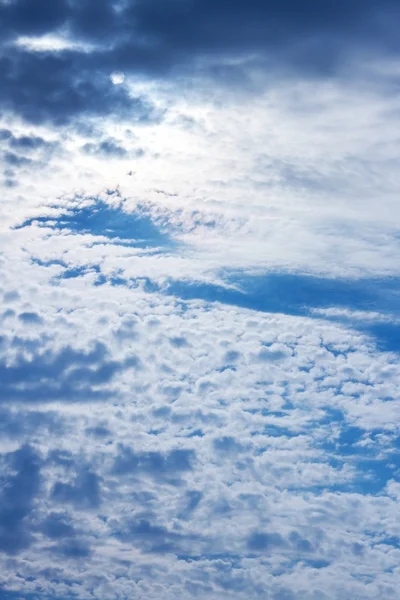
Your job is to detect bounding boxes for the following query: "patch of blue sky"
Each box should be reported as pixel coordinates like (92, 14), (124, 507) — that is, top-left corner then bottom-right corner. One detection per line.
(312, 421), (400, 494)
(351, 457), (400, 495)
(17, 199), (175, 250)
(166, 271), (400, 316)
(162, 272), (400, 352)
(30, 257), (129, 287)
(60, 268), (399, 323)
(28, 235), (400, 353)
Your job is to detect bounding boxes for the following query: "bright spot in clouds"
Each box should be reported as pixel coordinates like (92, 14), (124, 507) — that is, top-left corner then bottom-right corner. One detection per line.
(110, 71), (125, 85)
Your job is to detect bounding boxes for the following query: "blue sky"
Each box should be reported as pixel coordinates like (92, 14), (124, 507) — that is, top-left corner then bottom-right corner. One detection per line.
(0, 2), (400, 599)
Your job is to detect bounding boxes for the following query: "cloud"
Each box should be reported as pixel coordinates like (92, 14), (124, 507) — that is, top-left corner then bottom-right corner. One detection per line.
(52, 469), (101, 509)
(0, 4), (399, 597)
(18, 311), (43, 324)
(8, 133), (55, 151)
(0, 445), (42, 554)
(3, 150), (32, 167)
(0, 282), (398, 596)
(0, 0), (399, 127)
(81, 138), (129, 159)
(112, 518), (199, 554)
(4, 0), (70, 37)
(41, 512), (76, 540)
(247, 531), (286, 552)
(112, 445), (195, 484)
(0, 339), (133, 403)
(0, 407), (64, 439)
(0, 47), (159, 125)
(0, 128), (12, 141)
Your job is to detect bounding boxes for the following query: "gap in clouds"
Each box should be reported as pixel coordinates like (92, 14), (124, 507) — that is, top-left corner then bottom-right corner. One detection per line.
(164, 272), (400, 352)
(16, 198), (176, 250)
(13, 195), (400, 353)
(55, 269), (399, 353)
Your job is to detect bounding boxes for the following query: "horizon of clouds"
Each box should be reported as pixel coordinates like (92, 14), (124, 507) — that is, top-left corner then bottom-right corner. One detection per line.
(1, 2), (400, 599)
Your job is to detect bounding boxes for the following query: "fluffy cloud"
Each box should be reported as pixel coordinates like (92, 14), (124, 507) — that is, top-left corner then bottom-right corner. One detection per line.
(0, 265), (399, 597)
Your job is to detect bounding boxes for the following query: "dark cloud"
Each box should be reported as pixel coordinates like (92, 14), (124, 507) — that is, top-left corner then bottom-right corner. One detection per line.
(85, 425), (112, 438)
(178, 490), (203, 520)
(169, 336), (190, 348)
(247, 531), (286, 552)
(112, 518), (199, 554)
(41, 512), (76, 540)
(0, 129), (12, 141)
(52, 469), (101, 509)
(3, 151), (32, 167)
(0, 445), (42, 554)
(213, 436), (244, 454)
(0, 48), (158, 125)
(47, 449), (75, 469)
(0, 407), (64, 439)
(81, 138), (129, 159)
(5, 0), (70, 36)
(18, 311), (43, 324)
(0, 339), (132, 403)
(40, 510), (92, 559)
(3, 178), (18, 188)
(0, 1), (399, 124)
(67, 0), (120, 41)
(56, 537), (91, 558)
(9, 134), (55, 151)
(112, 445), (195, 484)
(3, 290), (20, 302)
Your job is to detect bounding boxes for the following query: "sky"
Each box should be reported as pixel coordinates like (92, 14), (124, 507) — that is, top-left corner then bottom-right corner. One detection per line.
(0, 1), (400, 599)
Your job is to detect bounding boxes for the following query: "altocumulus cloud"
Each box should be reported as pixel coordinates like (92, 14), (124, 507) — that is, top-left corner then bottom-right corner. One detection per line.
(0, 1), (400, 600)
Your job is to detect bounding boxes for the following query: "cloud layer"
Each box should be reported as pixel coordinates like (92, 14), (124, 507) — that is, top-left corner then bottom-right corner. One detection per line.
(1, 2), (400, 599)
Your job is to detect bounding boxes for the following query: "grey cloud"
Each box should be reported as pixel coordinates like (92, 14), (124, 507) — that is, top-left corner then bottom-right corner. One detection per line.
(112, 517), (200, 555)
(247, 531), (286, 552)
(52, 469), (101, 509)
(9, 134), (54, 151)
(0, 445), (42, 555)
(81, 138), (129, 159)
(0, 0), (399, 126)
(112, 444), (195, 484)
(81, 139), (145, 160)
(18, 311), (43, 324)
(0, 129), (12, 141)
(213, 436), (244, 454)
(0, 339), (133, 403)
(41, 512), (76, 540)
(0, 407), (65, 439)
(56, 537), (91, 559)
(3, 151), (32, 167)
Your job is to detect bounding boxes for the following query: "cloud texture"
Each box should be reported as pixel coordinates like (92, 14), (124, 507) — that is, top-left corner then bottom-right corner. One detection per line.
(1, 1), (399, 599)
